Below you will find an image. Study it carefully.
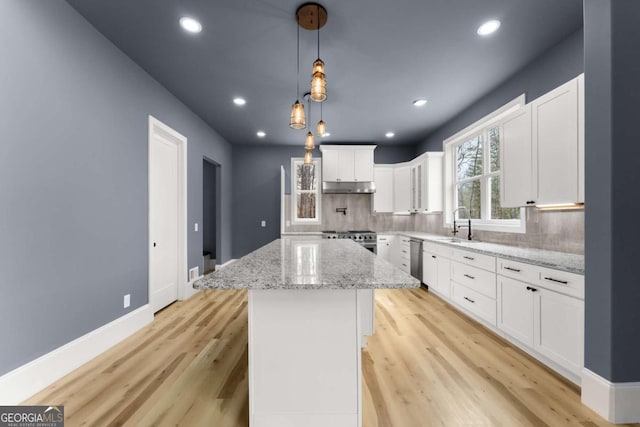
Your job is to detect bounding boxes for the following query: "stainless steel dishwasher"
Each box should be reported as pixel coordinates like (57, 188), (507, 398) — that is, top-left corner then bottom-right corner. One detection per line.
(409, 238), (423, 281)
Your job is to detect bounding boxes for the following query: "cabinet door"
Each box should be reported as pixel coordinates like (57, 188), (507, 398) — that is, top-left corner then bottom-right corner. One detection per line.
(337, 150), (355, 181)
(411, 163), (423, 211)
(322, 150), (340, 182)
(534, 288), (584, 375)
(422, 251), (438, 288)
(497, 276), (534, 347)
(354, 149), (374, 181)
(532, 78), (579, 204)
(373, 167), (394, 213)
(436, 257), (451, 298)
(500, 105), (533, 207)
(393, 166), (411, 213)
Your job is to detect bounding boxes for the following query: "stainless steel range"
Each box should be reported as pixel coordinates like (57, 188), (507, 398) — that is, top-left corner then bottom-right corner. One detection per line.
(322, 230), (377, 254)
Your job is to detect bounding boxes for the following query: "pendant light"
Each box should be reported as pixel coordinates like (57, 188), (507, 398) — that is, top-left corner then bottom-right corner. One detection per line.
(304, 149), (313, 164)
(289, 23), (306, 129)
(305, 95), (315, 149)
(317, 101), (327, 137)
(309, 4), (327, 102)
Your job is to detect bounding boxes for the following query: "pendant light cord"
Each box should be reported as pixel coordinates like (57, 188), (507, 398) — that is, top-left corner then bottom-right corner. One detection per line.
(317, 4), (320, 59)
(296, 23), (300, 99)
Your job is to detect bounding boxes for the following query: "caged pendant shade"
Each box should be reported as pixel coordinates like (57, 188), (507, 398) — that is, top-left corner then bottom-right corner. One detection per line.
(316, 119), (326, 137)
(290, 100), (306, 129)
(304, 149), (313, 164)
(305, 131), (315, 150)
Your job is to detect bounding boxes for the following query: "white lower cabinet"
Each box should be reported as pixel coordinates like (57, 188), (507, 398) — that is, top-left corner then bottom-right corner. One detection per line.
(390, 235), (410, 273)
(422, 242), (452, 298)
(419, 241), (584, 384)
(534, 287), (584, 375)
(377, 235), (392, 262)
(497, 258), (584, 380)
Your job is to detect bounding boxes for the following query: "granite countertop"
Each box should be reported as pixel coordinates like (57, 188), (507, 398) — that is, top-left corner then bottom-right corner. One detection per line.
(194, 237), (420, 290)
(383, 231), (584, 274)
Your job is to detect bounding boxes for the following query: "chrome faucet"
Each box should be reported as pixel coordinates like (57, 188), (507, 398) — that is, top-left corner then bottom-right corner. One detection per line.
(452, 207), (472, 240)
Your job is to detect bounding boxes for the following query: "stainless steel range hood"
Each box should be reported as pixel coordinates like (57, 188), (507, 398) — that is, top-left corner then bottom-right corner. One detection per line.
(322, 181), (376, 194)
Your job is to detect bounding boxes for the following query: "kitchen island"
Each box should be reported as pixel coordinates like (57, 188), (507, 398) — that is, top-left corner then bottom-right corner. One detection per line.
(194, 237), (419, 427)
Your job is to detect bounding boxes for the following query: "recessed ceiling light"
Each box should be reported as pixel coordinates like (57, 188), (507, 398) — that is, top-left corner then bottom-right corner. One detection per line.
(233, 97), (246, 106)
(256, 131), (266, 138)
(477, 19), (501, 36)
(385, 132), (395, 138)
(413, 99), (428, 107)
(179, 17), (202, 34)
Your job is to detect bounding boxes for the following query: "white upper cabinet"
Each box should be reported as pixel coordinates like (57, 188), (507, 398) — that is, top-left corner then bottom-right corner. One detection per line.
(500, 74), (584, 207)
(354, 149), (374, 181)
(319, 145), (375, 182)
(410, 152), (443, 212)
(500, 105), (533, 207)
(393, 166), (412, 213)
(373, 166), (394, 213)
(532, 76), (582, 205)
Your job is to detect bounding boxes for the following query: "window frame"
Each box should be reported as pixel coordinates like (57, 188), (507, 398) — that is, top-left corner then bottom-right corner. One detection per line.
(290, 157), (322, 225)
(443, 96), (526, 234)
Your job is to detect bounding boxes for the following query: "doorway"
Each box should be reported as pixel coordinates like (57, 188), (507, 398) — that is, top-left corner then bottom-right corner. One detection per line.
(148, 116), (187, 313)
(203, 158), (221, 273)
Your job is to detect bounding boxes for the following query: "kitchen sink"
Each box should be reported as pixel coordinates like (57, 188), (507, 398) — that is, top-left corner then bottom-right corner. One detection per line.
(435, 238), (475, 244)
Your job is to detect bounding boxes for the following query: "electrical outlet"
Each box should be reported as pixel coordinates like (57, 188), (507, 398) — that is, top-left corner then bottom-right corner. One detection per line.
(194, 223), (199, 232)
(123, 294), (130, 308)
(261, 220), (266, 227)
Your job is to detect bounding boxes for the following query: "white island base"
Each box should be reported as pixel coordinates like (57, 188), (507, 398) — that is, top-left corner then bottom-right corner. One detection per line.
(248, 288), (373, 427)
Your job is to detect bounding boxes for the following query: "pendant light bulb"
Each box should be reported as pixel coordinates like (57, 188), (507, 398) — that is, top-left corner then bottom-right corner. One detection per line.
(305, 131), (315, 150)
(290, 100), (306, 129)
(304, 149), (313, 164)
(317, 120), (326, 137)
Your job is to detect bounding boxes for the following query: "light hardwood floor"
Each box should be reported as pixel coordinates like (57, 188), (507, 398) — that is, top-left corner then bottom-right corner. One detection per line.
(25, 287), (633, 426)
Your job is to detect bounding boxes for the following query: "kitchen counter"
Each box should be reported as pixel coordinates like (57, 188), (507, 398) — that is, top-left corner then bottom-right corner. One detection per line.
(194, 237), (419, 290)
(380, 231), (584, 274)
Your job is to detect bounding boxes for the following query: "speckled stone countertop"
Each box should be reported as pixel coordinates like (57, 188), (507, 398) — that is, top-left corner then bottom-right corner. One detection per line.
(382, 232), (584, 275)
(194, 237), (420, 290)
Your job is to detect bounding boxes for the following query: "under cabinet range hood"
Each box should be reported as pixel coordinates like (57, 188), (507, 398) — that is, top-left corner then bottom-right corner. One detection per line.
(322, 181), (376, 194)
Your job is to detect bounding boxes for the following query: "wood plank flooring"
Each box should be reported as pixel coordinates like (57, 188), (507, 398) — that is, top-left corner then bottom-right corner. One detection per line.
(25, 287), (633, 426)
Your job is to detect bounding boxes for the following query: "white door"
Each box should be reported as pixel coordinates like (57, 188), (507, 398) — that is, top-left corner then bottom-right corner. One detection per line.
(393, 166), (411, 213)
(149, 121), (183, 313)
(373, 167), (394, 213)
(500, 105), (533, 207)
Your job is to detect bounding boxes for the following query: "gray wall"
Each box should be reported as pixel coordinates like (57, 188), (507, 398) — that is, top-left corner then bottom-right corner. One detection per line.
(584, 0), (640, 382)
(417, 28), (584, 153)
(231, 144), (416, 258)
(0, 1), (232, 375)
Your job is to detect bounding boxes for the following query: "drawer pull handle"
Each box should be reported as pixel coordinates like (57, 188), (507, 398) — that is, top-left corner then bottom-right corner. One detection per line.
(526, 200), (536, 205)
(526, 286), (538, 292)
(543, 277), (568, 285)
(463, 274), (475, 280)
(504, 266), (521, 272)
(402, 250), (407, 254)
(463, 256), (475, 261)
(402, 263), (407, 267)
(432, 255), (437, 259)
(463, 296), (475, 304)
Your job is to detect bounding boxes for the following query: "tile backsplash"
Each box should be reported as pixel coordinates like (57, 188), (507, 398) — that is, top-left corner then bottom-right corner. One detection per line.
(284, 194), (584, 254)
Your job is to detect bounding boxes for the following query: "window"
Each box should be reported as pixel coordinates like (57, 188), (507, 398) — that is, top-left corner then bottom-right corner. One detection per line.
(444, 96), (525, 233)
(291, 158), (321, 224)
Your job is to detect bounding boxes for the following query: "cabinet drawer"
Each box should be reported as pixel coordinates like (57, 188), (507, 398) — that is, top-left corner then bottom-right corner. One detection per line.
(535, 267), (584, 300)
(451, 261), (496, 299)
(497, 258), (539, 284)
(398, 259), (410, 273)
(423, 241), (452, 258)
(451, 282), (497, 326)
(451, 248), (496, 272)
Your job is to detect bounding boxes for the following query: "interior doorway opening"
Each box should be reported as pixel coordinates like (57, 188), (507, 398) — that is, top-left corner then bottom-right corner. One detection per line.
(203, 158), (221, 274)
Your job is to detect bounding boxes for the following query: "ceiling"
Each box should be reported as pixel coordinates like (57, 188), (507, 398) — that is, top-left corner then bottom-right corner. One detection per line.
(65, 0), (583, 146)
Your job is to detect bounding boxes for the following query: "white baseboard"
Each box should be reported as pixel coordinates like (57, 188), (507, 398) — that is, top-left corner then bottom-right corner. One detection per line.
(0, 304), (153, 405)
(217, 259), (237, 269)
(582, 368), (640, 423)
